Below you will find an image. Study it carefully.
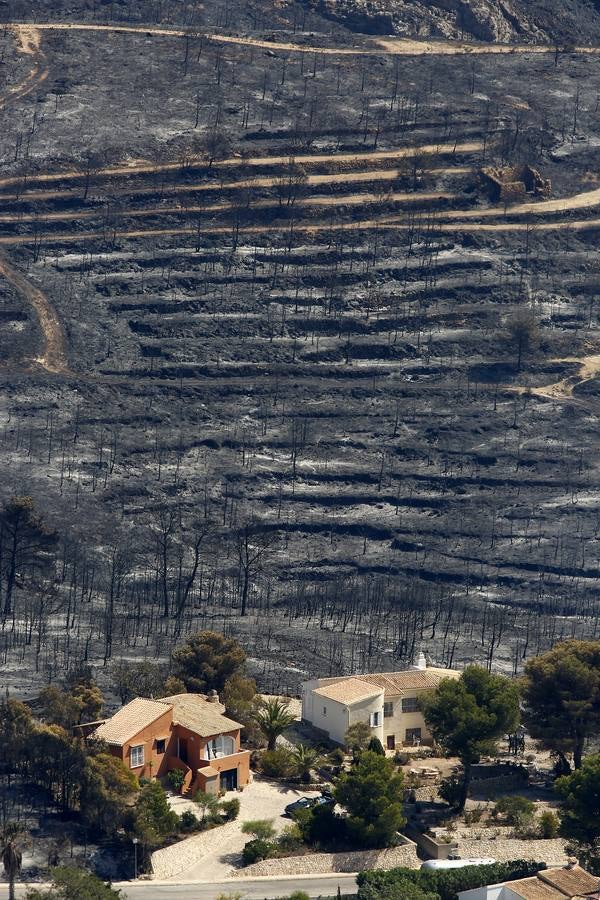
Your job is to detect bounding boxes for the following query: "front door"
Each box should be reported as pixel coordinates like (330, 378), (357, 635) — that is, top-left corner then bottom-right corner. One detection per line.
(178, 738), (188, 764)
(387, 735), (396, 751)
(221, 768), (238, 792)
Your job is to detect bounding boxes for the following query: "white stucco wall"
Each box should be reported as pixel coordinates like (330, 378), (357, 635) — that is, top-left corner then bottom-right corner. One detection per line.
(458, 884), (509, 900)
(302, 680), (384, 745)
(347, 693), (385, 746)
(382, 689), (434, 747)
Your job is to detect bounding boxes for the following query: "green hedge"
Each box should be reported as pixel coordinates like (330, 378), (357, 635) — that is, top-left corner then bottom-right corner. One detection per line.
(357, 860), (545, 900)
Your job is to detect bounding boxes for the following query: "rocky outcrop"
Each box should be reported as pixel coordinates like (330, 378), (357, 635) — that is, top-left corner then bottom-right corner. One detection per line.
(306, 0), (600, 44)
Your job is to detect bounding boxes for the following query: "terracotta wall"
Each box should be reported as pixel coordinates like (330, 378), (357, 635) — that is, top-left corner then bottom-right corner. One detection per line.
(105, 716), (249, 790)
(109, 707), (175, 780)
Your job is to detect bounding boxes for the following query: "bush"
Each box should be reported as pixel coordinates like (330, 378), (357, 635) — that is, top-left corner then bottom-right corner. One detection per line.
(260, 747), (296, 778)
(241, 819), (276, 841)
(357, 860), (545, 900)
(463, 807), (484, 825)
(241, 838), (275, 866)
(221, 798), (241, 821)
(329, 748), (346, 766)
(167, 768), (186, 792)
(539, 810), (559, 838)
(394, 751), (411, 766)
(277, 823), (304, 853)
(179, 810), (200, 833)
(293, 804), (348, 848)
(493, 795), (535, 828)
(288, 893), (311, 900)
(438, 775), (465, 809)
(368, 736), (386, 756)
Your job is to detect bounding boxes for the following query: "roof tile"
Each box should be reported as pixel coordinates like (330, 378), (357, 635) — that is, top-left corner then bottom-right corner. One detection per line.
(91, 698), (171, 746)
(160, 693), (243, 737)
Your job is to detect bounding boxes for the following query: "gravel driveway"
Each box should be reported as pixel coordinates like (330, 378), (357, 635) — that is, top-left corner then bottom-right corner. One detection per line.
(152, 776), (321, 881)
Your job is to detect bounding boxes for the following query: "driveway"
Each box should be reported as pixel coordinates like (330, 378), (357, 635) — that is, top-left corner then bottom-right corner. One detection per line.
(154, 776), (321, 881)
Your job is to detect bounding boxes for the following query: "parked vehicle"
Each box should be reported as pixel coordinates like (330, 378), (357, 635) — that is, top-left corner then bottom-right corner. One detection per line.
(284, 792), (335, 817)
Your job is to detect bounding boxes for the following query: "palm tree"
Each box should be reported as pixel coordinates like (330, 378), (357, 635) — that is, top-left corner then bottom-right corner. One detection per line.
(292, 744), (323, 783)
(1, 825), (23, 900)
(252, 698), (296, 751)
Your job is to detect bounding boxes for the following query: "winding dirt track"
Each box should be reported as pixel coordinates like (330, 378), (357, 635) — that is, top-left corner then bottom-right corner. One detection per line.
(8, 21), (600, 58)
(0, 255), (69, 374)
(0, 25), (48, 111)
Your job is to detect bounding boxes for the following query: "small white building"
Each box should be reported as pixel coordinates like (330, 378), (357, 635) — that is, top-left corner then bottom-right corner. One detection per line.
(457, 863), (600, 900)
(301, 652), (460, 749)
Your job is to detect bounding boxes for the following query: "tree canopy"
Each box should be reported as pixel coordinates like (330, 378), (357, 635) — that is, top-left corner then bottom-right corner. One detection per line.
(344, 721), (371, 752)
(25, 867), (121, 899)
(252, 697), (296, 750)
(556, 753), (600, 872)
(335, 750), (405, 848)
(522, 640), (600, 770)
(80, 752), (139, 834)
(421, 665), (520, 810)
(133, 781), (178, 847)
(170, 630), (246, 693)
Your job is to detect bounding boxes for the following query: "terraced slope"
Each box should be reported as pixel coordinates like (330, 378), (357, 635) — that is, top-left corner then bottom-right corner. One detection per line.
(1, 5), (600, 691)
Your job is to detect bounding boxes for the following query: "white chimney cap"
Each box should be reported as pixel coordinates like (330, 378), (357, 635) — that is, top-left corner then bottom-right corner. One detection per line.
(410, 651), (427, 671)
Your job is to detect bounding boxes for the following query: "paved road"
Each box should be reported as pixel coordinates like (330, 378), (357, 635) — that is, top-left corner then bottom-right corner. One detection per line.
(122, 874), (358, 898)
(2, 873), (358, 899)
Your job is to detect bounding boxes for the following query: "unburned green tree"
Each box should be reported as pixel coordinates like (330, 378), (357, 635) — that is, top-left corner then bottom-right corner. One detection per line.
(80, 752), (139, 834)
(24, 866), (122, 899)
(421, 666), (520, 811)
(335, 750), (405, 848)
(344, 721), (371, 753)
(252, 697), (296, 750)
(133, 781), (178, 848)
(170, 631), (246, 693)
(522, 640), (600, 771)
(556, 754), (600, 872)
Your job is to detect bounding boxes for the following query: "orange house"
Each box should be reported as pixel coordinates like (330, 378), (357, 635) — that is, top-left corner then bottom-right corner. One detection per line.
(90, 693), (251, 796)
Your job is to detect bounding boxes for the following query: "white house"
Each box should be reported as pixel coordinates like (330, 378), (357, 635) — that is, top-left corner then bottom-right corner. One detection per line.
(457, 862), (600, 900)
(301, 652), (460, 749)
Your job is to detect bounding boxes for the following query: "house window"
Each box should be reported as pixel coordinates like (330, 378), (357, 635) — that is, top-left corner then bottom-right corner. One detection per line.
(406, 727), (422, 745)
(402, 697), (419, 713)
(130, 745), (144, 768)
(323, 706), (327, 716)
(206, 735), (236, 759)
(384, 701), (394, 718)
(369, 711), (380, 727)
(155, 739), (166, 754)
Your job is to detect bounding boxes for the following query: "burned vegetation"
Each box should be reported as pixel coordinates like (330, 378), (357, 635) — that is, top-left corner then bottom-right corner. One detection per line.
(0, 0), (600, 695)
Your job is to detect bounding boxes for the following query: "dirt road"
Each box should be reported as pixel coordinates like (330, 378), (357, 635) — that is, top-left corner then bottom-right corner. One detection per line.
(0, 25), (48, 111)
(0, 142), (482, 191)
(0, 166), (474, 204)
(8, 21), (600, 58)
(0, 256), (69, 375)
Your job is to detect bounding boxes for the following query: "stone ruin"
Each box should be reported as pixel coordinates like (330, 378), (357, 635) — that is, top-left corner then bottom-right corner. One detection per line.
(479, 164), (552, 204)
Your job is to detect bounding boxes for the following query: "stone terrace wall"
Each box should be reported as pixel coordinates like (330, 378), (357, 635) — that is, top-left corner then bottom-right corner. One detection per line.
(235, 843), (420, 878)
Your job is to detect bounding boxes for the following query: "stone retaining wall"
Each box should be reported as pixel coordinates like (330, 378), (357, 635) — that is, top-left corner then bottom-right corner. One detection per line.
(235, 843), (420, 878)
(458, 837), (568, 866)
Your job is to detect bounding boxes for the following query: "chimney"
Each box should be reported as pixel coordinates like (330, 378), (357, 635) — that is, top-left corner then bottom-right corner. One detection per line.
(410, 651), (427, 671)
(207, 689), (219, 704)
